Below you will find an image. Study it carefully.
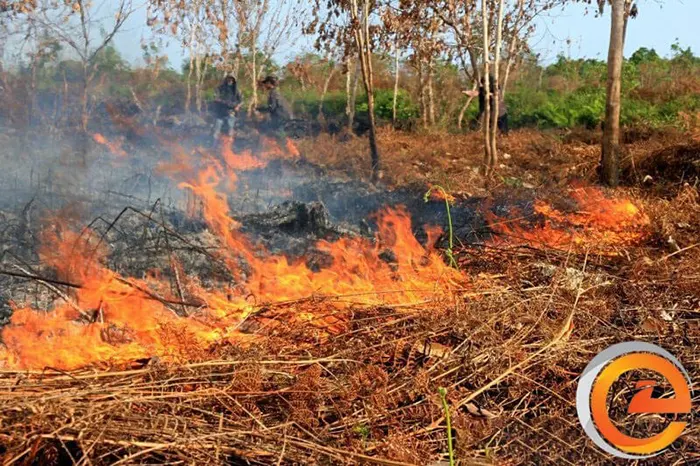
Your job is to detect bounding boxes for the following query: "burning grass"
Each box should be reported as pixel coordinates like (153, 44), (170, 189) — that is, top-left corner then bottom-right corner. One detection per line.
(0, 129), (698, 464)
(1, 243), (698, 464)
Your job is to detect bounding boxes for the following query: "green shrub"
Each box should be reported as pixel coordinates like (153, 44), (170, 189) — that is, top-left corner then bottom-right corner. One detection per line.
(372, 89), (420, 121)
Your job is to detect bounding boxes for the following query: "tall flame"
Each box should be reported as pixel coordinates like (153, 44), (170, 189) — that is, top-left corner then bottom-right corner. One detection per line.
(0, 137), (462, 370)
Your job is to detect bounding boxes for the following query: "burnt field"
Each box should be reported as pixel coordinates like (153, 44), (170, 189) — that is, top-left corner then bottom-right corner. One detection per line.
(0, 124), (698, 465)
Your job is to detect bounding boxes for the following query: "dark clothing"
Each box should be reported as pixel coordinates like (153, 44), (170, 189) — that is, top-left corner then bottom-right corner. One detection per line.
(211, 79), (243, 142)
(213, 81), (243, 118)
(477, 86), (508, 134)
(497, 114), (509, 134)
(478, 85), (507, 118)
(266, 88), (293, 122)
(477, 75), (508, 133)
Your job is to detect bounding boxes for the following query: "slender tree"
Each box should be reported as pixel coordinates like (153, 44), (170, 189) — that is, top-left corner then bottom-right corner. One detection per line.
(600, 0), (637, 186)
(481, 0), (492, 174)
(350, 0), (381, 180)
(392, 38), (400, 125)
(308, 0), (383, 181)
(19, 0), (134, 131)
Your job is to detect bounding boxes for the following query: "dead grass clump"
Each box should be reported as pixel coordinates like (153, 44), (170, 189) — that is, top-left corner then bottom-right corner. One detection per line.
(624, 142), (700, 186)
(2, 220), (698, 465)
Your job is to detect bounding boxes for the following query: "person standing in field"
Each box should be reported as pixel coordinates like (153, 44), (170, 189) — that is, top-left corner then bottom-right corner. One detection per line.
(475, 75), (509, 134)
(212, 74), (243, 143)
(257, 76), (294, 136)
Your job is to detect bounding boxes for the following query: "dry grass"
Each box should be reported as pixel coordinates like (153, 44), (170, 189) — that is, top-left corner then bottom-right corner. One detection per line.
(298, 127), (692, 195)
(1, 128), (699, 464)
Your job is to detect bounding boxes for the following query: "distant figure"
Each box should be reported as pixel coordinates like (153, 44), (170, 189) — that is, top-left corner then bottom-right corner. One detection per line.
(258, 75), (294, 135)
(477, 75), (509, 134)
(212, 74), (243, 143)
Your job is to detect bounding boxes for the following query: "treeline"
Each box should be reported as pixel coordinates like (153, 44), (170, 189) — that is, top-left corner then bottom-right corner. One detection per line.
(1, 43), (698, 132)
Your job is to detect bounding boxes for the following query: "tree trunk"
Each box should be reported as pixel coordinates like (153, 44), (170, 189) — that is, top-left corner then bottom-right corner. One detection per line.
(392, 41), (399, 126)
(319, 61), (336, 120)
(458, 82), (477, 130)
(351, 0), (380, 181)
(345, 55), (353, 128)
(200, 55), (210, 113)
(481, 0), (491, 174)
(601, 0), (625, 187)
(427, 59), (436, 126)
(489, 0), (505, 170)
(194, 53), (203, 113)
(418, 59), (427, 127)
(28, 55), (37, 129)
(233, 52), (241, 79)
(502, 36), (519, 97)
(185, 34), (195, 113)
(80, 65), (89, 132)
(349, 60), (359, 130)
(248, 40), (259, 114)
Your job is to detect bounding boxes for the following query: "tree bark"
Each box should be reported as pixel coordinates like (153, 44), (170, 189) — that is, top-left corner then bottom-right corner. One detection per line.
(392, 41), (399, 126)
(481, 0), (491, 174)
(345, 55), (353, 128)
(248, 41), (258, 114)
(194, 53), (203, 113)
(319, 60), (336, 120)
(418, 58), (427, 127)
(350, 0), (380, 181)
(601, 0), (625, 187)
(349, 60), (359, 130)
(489, 0), (505, 170)
(427, 58), (436, 126)
(80, 64), (89, 132)
(185, 34), (194, 113)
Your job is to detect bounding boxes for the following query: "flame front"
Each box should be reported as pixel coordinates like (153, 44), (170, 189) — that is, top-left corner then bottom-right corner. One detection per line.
(0, 138), (462, 370)
(484, 186), (650, 251)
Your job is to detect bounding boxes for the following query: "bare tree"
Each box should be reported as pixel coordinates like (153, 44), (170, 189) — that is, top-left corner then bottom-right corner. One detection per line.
(148, 0), (211, 114)
(318, 52), (338, 120)
(36, 0), (135, 131)
(481, 0), (492, 174)
(350, 0), (381, 180)
(384, 3), (445, 128)
(228, 0), (304, 112)
(150, 0), (304, 112)
(600, 0), (626, 186)
(392, 38), (400, 125)
(598, 0), (637, 186)
(309, 0), (383, 181)
(434, 0), (562, 139)
(22, 0), (135, 131)
(487, 0), (505, 174)
(345, 55), (360, 130)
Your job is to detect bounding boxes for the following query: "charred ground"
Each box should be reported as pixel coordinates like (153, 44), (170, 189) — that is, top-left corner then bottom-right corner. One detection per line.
(0, 124), (698, 465)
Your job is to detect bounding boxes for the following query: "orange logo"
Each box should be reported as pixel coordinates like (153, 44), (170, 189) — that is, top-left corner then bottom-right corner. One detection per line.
(577, 342), (691, 458)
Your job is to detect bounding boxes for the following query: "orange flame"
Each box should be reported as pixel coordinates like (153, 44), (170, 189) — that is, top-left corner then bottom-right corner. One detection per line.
(92, 133), (127, 158)
(484, 187), (650, 252)
(0, 138), (463, 370)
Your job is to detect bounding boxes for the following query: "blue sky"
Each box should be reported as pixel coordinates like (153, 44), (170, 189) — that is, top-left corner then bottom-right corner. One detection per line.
(112, 0), (700, 70)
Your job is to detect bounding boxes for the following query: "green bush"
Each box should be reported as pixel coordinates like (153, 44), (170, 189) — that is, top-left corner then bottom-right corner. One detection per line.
(372, 89), (420, 121)
(285, 88), (419, 123)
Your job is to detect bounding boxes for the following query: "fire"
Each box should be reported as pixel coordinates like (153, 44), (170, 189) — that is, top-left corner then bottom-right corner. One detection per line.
(427, 186), (456, 204)
(0, 137), (463, 370)
(92, 133), (127, 158)
(259, 136), (301, 162)
(484, 186), (650, 251)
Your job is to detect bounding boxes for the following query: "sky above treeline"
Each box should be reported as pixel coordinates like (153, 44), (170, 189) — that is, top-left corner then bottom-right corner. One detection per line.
(110, 0), (699, 71)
